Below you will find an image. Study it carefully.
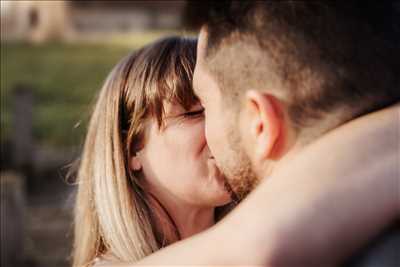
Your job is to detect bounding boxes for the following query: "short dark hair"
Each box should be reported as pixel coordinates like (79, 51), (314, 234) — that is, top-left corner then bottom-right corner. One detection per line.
(202, 1), (400, 136)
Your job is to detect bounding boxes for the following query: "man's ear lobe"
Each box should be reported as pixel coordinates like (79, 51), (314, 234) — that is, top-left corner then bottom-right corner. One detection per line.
(245, 90), (282, 161)
(130, 155), (142, 171)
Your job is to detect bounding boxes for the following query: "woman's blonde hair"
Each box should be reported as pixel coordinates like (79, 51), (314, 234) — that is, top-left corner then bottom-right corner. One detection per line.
(72, 36), (199, 267)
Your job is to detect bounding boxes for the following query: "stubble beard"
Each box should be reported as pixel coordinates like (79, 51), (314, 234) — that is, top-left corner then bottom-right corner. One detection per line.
(219, 124), (259, 202)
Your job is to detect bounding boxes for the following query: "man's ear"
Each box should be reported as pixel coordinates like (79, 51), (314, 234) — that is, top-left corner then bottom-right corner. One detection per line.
(243, 90), (282, 162)
(130, 155), (142, 171)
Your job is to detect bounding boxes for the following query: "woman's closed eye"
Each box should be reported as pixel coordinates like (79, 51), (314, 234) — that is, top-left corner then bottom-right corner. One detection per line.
(163, 107), (204, 127)
(182, 108), (204, 118)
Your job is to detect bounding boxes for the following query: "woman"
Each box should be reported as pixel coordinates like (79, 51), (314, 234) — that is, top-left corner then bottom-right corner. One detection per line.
(73, 36), (232, 267)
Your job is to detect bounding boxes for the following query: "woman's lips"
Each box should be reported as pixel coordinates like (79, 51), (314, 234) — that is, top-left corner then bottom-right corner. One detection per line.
(208, 157), (216, 164)
(207, 158), (224, 181)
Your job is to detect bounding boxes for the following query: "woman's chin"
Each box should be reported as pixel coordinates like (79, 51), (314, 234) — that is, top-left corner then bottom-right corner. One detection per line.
(207, 183), (232, 206)
(217, 191), (233, 206)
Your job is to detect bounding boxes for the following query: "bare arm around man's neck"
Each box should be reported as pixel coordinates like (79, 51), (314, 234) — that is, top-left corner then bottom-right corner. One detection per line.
(104, 104), (399, 266)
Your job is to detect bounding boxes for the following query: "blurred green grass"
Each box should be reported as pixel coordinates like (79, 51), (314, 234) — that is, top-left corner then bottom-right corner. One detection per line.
(1, 42), (131, 147)
(1, 33), (180, 148)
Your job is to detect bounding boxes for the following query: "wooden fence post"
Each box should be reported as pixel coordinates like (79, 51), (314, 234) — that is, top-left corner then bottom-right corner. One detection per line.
(0, 172), (26, 267)
(12, 84), (35, 192)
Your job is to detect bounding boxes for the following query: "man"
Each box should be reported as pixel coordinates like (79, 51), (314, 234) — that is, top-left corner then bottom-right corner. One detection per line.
(194, 1), (399, 200)
(110, 2), (399, 266)
(190, 1), (399, 265)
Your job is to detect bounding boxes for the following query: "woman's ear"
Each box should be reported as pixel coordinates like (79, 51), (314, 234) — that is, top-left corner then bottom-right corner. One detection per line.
(130, 155), (142, 171)
(242, 90), (283, 162)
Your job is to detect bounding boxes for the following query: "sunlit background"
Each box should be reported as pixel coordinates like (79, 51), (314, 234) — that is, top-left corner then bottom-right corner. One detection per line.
(0, 1), (205, 266)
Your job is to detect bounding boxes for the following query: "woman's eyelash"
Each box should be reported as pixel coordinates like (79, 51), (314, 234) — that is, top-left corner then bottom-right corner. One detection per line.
(183, 109), (204, 117)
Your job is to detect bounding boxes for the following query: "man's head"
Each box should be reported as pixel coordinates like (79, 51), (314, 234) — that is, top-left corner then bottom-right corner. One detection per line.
(193, 1), (400, 198)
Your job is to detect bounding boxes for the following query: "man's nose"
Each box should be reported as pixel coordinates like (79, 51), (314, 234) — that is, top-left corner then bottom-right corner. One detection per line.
(199, 120), (208, 154)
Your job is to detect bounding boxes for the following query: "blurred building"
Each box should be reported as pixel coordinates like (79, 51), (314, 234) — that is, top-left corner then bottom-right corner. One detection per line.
(1, 0), (73, 42)
(1, 0), (187, 43)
